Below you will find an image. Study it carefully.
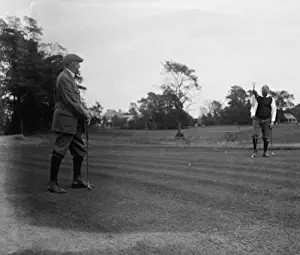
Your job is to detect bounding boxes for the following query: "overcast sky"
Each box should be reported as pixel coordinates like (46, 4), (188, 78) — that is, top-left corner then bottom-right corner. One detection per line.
(2, 0), (300, 116)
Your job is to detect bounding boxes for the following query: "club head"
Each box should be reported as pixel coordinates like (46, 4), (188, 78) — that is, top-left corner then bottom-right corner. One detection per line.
(86, 182), (93, 191)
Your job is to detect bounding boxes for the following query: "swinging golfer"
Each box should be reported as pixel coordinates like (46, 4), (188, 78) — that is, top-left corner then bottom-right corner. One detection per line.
(48, 53), (91, 193)
(251, 84), (277, 157)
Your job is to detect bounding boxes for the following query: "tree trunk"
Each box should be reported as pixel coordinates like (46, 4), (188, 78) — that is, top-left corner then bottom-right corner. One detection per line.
(20, 116), (23, 134)
(0, 97), (3, 131)
(152, 120), (157, 130)
(177, 121), (181, 133)
(175, 107), (184, 137)
(11, 94), (21, 134)
(176, 121), (184, 137)
(17, 96), (23, 134)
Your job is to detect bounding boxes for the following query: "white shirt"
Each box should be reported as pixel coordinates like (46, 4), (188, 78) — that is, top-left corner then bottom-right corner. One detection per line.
(250, 93), (277, 122)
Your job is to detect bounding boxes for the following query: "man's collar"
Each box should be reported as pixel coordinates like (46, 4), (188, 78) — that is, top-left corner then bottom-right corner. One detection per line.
(65, 68), (76, 79)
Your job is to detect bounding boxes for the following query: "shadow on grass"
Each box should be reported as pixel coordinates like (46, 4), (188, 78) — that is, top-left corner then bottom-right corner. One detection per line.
(8, 239), (224, 255)
(9, 249), (118, 255)
(9, 246), (187, 255)
(1, 143), (127, 234)
(9, 249), (130, 255)
(10, 250), (78, 255)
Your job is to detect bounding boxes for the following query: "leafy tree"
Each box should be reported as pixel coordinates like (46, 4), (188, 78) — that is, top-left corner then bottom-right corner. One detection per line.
(39, 42), (67, 57)
(221, 85), (252, 125)
(128, 102), (139, 117)
(88, 101), (103, 125)
(161, 60), (200, 136)
(226, 85), (249, 107)
(0, 87), (4, 130)
(138, 92), (169, 129)
(199, 106), (208, 117)
(0, 16), (67, 134)
(0, 16), (44, 133)
(207, 100), (222, 118)
(200, 100), (223, 125)
(289, 104), (300, 122)
(269, 90), (295, 110)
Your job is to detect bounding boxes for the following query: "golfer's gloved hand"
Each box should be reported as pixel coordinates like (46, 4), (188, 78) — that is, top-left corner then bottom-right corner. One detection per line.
(269, 121), (274, 129)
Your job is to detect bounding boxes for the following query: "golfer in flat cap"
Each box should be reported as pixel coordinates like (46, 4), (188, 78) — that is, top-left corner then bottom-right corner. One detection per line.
(251, 83), (277, 157)
(48, 53), (91, 193)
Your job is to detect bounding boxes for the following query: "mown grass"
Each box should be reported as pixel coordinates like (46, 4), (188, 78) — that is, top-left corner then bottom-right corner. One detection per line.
(2, 144), (300, 255)
(86, 124), (300, 146)
(2, 123), (300, 147)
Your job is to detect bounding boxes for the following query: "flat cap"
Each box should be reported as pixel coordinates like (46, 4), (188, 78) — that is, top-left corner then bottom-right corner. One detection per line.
(63, 53), (83, 65)
(262, 84), (270, 90)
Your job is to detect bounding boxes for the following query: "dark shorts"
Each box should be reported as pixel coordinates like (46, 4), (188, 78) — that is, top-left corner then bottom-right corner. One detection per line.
(53, 127), (86, 158)
(252, 117), (271, 140)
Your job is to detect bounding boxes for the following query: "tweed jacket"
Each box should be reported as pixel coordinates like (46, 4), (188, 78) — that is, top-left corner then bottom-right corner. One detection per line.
(51, 69), (86, 134)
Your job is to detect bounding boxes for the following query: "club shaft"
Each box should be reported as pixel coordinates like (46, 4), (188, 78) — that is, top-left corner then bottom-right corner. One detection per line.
(270, 128), (273, 154)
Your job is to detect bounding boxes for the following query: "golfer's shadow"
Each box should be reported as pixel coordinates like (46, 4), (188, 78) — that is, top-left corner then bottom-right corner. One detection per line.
(2, 144), (124, 234)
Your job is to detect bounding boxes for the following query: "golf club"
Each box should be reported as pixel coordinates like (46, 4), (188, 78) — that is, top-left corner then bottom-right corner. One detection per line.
(85, 122), (92, 191)
(270, 127), (275, 156)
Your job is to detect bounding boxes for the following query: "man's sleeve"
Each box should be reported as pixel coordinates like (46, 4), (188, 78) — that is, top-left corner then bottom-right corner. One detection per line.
(56, 76), (86, 118)
(250, 94), (257, 118)
(252, 89), (259, 99)
(271, 97), (277, 122)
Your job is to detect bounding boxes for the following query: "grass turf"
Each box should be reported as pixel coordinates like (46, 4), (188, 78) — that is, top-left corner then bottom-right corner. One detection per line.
(16, 123), (300, 149)
(1, 138), (300, 254)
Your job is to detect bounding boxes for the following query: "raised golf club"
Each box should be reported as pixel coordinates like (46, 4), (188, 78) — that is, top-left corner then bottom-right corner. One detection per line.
(251, 82), (277, 158)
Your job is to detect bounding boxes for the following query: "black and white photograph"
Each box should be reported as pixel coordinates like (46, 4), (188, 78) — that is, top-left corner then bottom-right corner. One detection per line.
(1, 0), (300, 254)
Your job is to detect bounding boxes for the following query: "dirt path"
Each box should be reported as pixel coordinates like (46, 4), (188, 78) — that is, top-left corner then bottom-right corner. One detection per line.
(1, 142), (300, 254)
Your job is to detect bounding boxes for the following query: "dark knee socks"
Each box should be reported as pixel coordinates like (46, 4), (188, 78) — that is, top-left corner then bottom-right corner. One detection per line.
(73, 156), (84, 180)
(252, 137), (269, 152)
(252, 136), (258, 150)
(50, 152), (63, 183)
(263, 139), (269, 152)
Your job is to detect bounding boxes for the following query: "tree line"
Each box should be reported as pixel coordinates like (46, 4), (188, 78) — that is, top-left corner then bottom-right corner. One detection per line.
(0, 16), (200, 136)
(0, 16), (298, 137)
(88, 60), (201, 136)
(199, 86), (296, 126)
(0, 16), (82, 135)
(98, 84), (296, 131)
